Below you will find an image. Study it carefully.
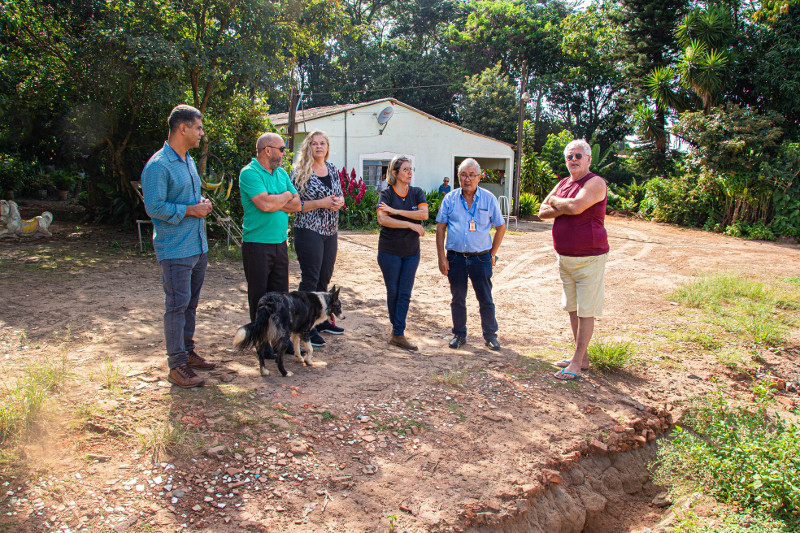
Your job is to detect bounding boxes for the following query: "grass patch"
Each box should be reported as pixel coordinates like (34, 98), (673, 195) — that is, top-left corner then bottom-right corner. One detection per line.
(682, 328), (723, 350)
(554, 379), (580, 391)
(0, 351), (68, 444)
(207, 241), (242, 262)
(431, 365), (469, 386)
(97, 357), (125, 392)
(715, 347), (754, 373)
(653, 385), (800, 529)
(312, 410), (336, 421)
(587, 338), (634, 372)
(672, 271), (771, 308)
(137, 418), (197, 461)
(671, 507), (793, 533)
(671, 272), (795, 346)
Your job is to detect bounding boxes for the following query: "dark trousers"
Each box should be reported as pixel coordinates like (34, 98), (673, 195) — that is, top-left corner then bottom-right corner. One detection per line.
(242, 241), (289, 322)
(377, 251), (420, 336)
(447, 251), (498, 340)
(160, 253), (207, 368)
(294, 227), (338, 292)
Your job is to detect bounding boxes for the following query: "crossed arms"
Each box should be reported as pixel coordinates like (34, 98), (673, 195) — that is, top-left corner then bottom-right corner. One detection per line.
(252, 190), (301, 213)
(538, 176), (606, 219)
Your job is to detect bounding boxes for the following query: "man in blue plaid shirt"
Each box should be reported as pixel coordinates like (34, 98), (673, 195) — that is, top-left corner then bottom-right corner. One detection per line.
(142, 104), (216, 388)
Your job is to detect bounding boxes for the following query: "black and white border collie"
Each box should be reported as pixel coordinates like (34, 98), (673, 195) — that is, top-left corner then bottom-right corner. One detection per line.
(233, 287), (344, 377)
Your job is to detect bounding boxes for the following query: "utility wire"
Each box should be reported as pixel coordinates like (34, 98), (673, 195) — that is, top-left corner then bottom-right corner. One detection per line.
(306, 82), (461, 96)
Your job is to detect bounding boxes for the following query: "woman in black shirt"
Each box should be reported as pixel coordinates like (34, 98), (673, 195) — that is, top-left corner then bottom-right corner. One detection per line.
(376, 155), (428, 350)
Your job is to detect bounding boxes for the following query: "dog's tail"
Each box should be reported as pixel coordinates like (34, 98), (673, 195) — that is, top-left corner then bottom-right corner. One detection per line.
(233, 301), (286, 352)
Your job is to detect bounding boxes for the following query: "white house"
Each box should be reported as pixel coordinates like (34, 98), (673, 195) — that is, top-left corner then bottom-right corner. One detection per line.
(269, 98), (515, 198)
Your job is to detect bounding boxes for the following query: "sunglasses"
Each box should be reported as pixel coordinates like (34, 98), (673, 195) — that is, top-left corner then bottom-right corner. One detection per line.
(265, 145), (286, 153)
(565, 153), (586, 161)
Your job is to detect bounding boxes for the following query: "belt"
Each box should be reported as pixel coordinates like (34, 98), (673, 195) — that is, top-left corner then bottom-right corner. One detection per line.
(448, 250), (490, 257)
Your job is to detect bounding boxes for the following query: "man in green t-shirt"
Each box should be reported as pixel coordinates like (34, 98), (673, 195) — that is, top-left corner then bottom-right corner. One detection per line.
(239, 133), (301, 343)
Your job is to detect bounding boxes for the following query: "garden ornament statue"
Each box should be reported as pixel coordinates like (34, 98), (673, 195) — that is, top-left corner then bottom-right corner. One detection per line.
(0, 199), (53, 238)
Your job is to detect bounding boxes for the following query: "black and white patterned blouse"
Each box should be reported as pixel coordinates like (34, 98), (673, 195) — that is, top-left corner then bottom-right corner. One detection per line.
(290, 161), (343, 236)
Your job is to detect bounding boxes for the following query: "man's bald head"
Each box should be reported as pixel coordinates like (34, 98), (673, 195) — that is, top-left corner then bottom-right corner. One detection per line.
(256, 132), (283, 153)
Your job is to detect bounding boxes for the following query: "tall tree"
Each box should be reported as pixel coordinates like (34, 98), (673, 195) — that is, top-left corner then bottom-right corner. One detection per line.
(612, 0), (688, 170)
(297, 0), (462, 120)
(548, 1), (630, 148)
(448, 0), (569, 150)
(0, 0), (344, 215)
(454, 62), (518, 143)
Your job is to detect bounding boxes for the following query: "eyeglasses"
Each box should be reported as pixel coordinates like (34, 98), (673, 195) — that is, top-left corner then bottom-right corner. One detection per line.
(264, 145), (286, 153)
(399, 166), (414, 173)
(565, 153), (586, 161)
(459, 173), (479, 180)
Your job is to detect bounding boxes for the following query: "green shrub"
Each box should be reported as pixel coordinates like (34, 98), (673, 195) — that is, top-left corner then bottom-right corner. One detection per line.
(640, 170), (714, 226)
(518, 193), (539, 217)
(520, 151), (557, 200)
(425, 190), (442, 223)
(746, 221), (776, 241)
(653, 388), (800, 527)
(606, 187), (623, 211)
(671, 507), (792, 533)
(609, 178), (647, 213)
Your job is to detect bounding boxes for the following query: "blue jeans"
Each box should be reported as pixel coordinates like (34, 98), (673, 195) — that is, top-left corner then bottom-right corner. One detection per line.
(377, 252), (420, 336)
(447, 251), (497, 340)
(160, 253), (207, 368)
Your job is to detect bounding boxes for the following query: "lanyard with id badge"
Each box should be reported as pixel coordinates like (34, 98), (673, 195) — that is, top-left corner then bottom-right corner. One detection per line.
(463, 194), (479, 232)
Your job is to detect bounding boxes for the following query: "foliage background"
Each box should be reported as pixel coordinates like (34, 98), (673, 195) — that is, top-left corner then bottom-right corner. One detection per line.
(0, 0), (798, 239)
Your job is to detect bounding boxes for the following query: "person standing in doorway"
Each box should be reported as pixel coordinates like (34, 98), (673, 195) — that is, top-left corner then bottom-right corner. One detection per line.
(438, 177), (451, 195)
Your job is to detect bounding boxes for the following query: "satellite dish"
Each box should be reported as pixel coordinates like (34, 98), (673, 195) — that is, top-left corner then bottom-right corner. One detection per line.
(377, 106), (394, 125)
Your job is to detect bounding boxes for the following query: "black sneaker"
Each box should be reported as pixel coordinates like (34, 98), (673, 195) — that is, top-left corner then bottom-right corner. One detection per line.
(317, 320), (344, 335)
(310, 330), (326, 347)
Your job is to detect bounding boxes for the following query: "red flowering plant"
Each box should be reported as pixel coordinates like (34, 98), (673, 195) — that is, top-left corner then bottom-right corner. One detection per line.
(337, 168), (379, 229)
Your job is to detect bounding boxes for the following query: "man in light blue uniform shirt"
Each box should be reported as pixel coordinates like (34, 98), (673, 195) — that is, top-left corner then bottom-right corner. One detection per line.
(436, 158), (506, 351)
(142, 104), (216, 388)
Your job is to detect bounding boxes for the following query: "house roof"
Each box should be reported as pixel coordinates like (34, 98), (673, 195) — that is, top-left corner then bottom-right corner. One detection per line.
(269, 97), (514, 149)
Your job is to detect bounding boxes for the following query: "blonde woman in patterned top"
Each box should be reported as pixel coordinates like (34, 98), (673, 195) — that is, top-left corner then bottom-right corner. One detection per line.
(290, 130), (346, 346)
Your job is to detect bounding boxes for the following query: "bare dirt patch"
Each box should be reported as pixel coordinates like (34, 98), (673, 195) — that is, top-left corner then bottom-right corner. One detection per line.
(1, 215), (799, 532)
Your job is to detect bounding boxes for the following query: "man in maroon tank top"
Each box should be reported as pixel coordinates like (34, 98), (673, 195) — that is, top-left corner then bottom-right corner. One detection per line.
(538, 139), (609, 381)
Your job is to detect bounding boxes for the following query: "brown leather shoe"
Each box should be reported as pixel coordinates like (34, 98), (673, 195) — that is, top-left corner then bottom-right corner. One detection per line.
(389, 334), (418, 351)
(188, 350), (216, 370)
(168, 364), (205, 388)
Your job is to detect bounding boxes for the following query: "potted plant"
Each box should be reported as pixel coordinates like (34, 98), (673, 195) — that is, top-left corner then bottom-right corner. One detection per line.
(51, 169), (76, 200)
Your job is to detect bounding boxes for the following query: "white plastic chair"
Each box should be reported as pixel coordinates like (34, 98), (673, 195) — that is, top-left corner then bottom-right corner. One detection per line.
(497, 195), (517, 230)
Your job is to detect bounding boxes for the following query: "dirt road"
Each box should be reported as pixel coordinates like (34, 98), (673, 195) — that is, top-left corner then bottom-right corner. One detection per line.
(1, 215), (798, 532)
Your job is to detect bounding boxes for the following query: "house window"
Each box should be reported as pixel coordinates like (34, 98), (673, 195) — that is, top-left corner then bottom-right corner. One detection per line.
(362, 159), (389, 188)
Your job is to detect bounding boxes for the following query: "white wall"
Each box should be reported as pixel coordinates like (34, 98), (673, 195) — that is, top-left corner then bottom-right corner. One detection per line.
(290, 101), (514, 197)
